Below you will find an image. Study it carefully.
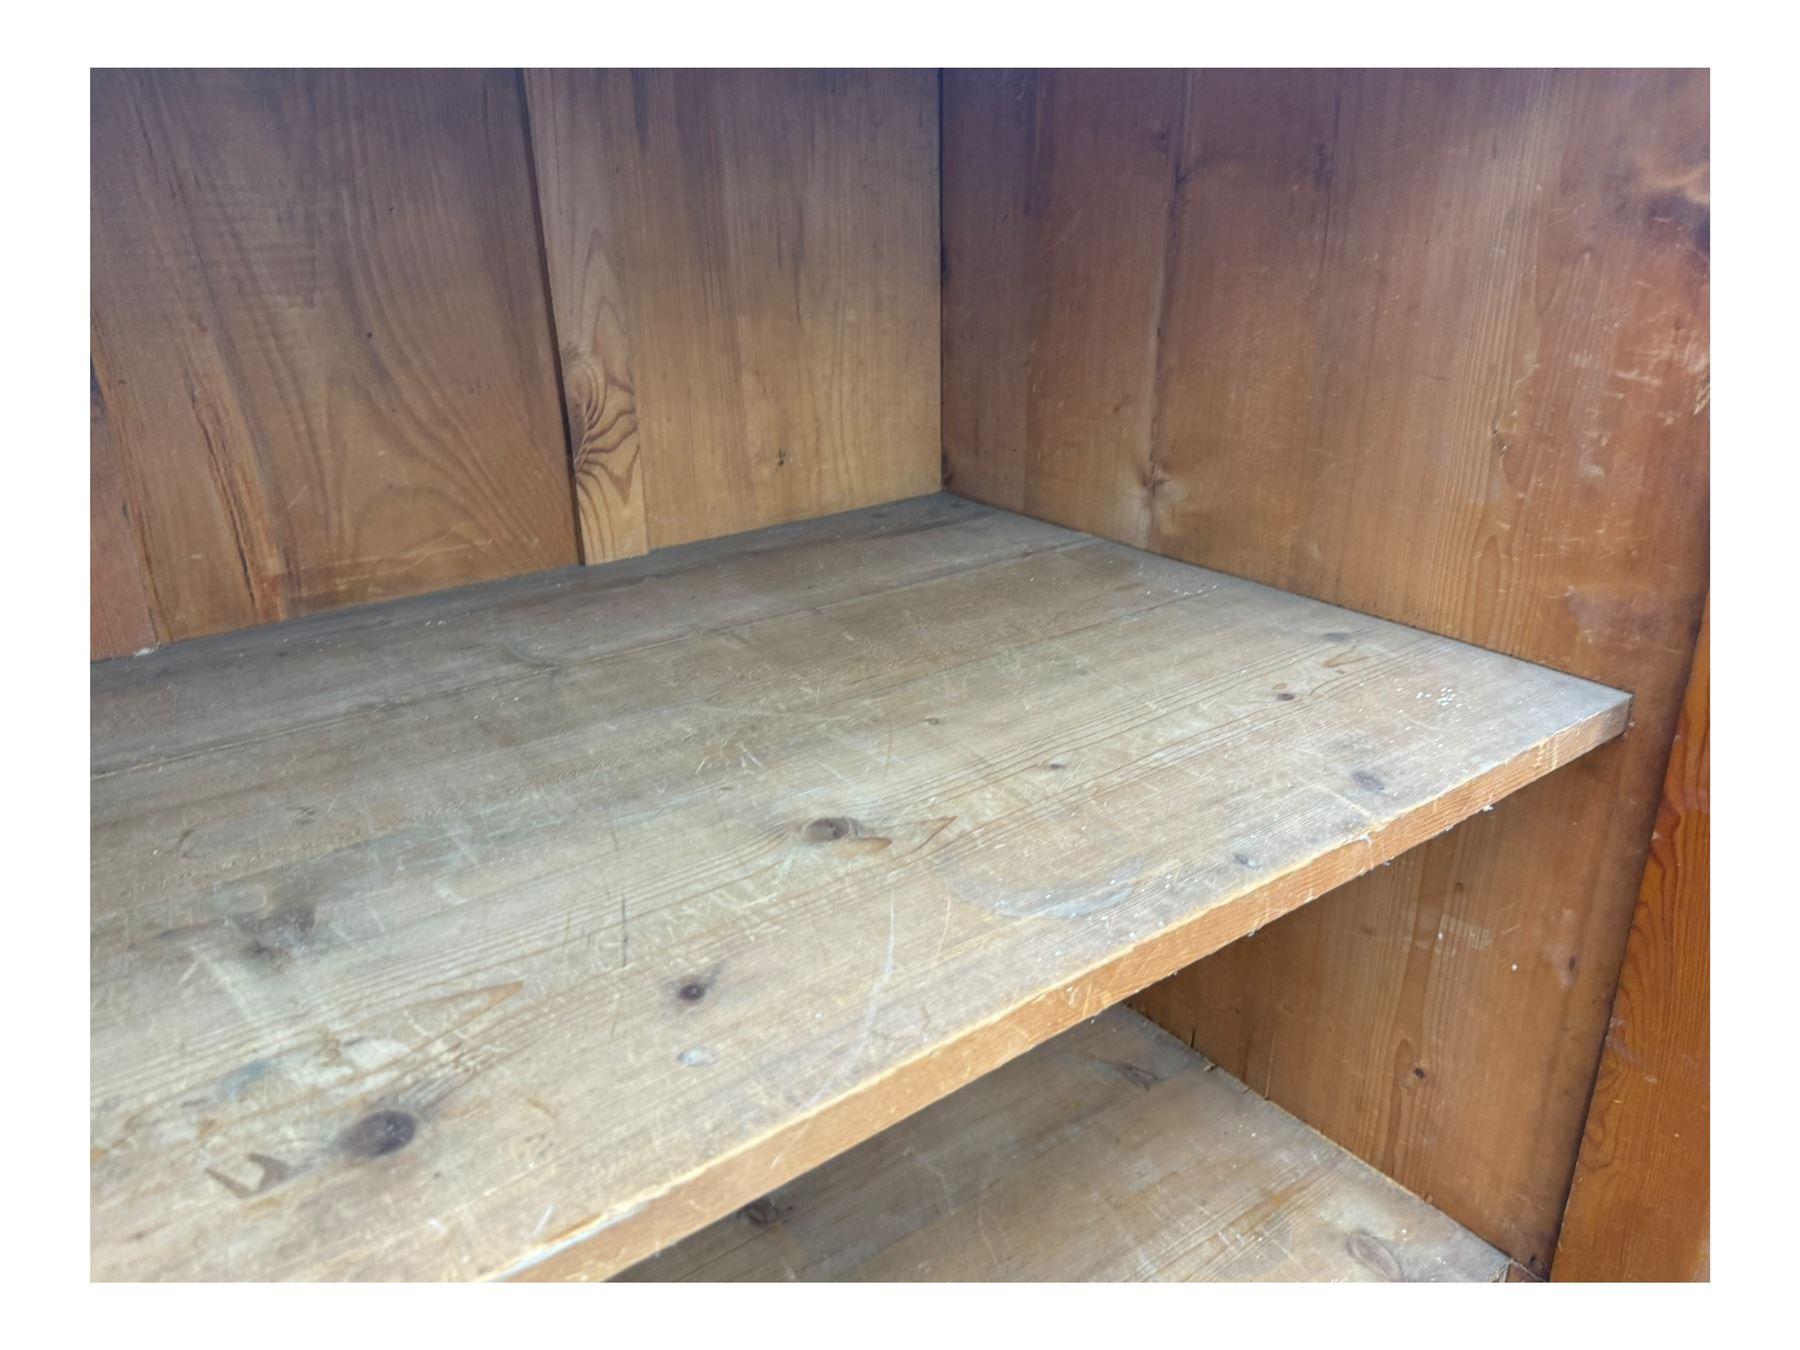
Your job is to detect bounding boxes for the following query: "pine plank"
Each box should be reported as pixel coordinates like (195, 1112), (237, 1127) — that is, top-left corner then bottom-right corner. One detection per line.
(90, 70), (579, 642)
(1555, 599), (1709, 1281)
(90, 496), (1627, 1281)
(622, 1007), (1511, 1282)
(523, 70), (941, 560)
(90, 364), (156, 660)
(944, 69), (1708, 1270)
(520, 70), (652, 565)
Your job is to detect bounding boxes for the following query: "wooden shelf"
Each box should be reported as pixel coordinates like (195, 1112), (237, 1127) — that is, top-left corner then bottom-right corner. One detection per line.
(620, 1006), (1511, 1281)
(90, 495), (1627, 1281)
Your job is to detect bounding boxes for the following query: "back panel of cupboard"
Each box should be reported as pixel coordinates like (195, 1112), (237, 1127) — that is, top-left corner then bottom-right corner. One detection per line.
(525, 69), (941, 564)
(90, 69), (941, 655)
(942, 68), (1709, 1274)
(90, 69), (581, 647)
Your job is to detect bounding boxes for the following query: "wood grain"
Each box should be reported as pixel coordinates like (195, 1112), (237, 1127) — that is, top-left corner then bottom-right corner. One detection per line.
(520, 71), (649, 563)
(90, 496), (1625, 1281)
(623, 1007), (1510, 1282)
(1554, 599), (1708, 1281)
(938, 70), (1036, 512)
(90, 364), (156, 660)
(1019, 70), (1185, 546)
(524, 70), (940, 560)
(943, 69), (1709, 1272)
(90, 69), (578, 643)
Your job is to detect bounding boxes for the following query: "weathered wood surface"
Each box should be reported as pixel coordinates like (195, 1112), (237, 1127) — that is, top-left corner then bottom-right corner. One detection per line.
(623, 1007), (1510, 1281)
(90, 69), (578, 644)
(943, 69), (1708, 1271)
(91, 496), (1627, 1281)
(524, 70), (940, 563)
(1555, 599), (1709, 1281)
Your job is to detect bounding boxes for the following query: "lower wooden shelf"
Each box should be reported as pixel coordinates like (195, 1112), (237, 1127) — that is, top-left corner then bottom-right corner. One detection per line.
(620, 1006), (1510, 1282)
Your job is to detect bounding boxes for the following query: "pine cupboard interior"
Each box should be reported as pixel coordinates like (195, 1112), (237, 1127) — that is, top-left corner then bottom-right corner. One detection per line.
(89, 68), (1710, 1282)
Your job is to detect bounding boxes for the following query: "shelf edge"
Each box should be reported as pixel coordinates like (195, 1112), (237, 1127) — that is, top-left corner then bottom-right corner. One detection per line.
(507, 694), (1630, 1281)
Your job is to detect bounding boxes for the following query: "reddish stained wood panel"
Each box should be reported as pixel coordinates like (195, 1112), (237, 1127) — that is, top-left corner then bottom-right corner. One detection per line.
(1554, 599), (1709, 1282)
(943, 68), (1709, 1273)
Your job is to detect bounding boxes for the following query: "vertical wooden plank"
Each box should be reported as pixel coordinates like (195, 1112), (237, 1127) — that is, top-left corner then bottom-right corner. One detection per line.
(90, 366), (157, 660)
(1555, 600), (1709, 1282)
(522, 70), (650, 563)
(1024, 70), (1187, 549)
(90, 70), (578, 643)
(1133, 69), (1708, 1272)
(1150, 69), (1709, 636)
(942, 70), (1184, 547)
(525, 70), (941, 556)
(940, 70), (1036, 512)
(1142, 69), (1341, 573)
(943, 68), (1709, 1272)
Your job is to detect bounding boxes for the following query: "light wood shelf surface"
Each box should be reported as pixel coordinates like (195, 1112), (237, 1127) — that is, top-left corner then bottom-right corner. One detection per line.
(91, 495), (1627, 1280)
(622, 1006), (1511, 1281)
